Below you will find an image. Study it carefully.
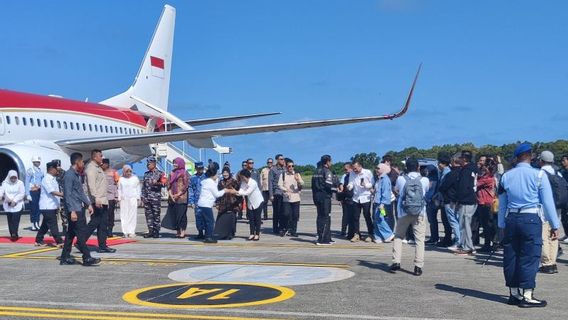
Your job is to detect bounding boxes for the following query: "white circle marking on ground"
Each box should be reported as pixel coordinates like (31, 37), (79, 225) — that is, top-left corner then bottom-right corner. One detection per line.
(168, 264), (355, 286)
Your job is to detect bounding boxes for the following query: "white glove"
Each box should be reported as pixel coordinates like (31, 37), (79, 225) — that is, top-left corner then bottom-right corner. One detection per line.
(347, 184), (353, 191)
(26, 195), (32, 201)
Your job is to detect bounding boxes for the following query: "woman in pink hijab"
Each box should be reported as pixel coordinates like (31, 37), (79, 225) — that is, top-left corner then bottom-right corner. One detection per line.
(163, 158), (190, 238)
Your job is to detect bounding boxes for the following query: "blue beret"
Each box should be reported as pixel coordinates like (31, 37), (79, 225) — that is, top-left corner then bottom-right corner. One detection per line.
(195, 161), (204, 168)
(513, 143), (532, 158)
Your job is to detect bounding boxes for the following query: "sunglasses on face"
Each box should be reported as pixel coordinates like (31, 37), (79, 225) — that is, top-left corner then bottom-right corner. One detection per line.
(267, 162), (273, 164)
(247, 162), (254, 164)
(278, 158), (284, 161)
(287, 165), (294, 168)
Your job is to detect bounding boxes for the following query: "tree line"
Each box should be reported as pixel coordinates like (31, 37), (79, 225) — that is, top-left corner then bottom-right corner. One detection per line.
(293, 139), (568, 175)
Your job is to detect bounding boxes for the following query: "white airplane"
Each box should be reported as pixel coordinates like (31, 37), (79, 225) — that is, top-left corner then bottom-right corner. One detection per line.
(0, 4), (420, 181)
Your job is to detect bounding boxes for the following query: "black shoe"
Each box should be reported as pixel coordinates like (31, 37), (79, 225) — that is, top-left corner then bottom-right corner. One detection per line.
(477, 245), (493, 253)
(279, 230), (286, 237)
(519, 297), (547, 308)
(435, 240), (451, 247)
(507, 295), (522, 306)
(193, 234), (205, 240)
(97, 247), (116, 253)
(9, 234), (19, 242)
(152, 233), (160, 238)
(553, 265), (558, 274)
(413, 266), (423, 276)
(290, 233), (298, 237)
(204, 238), (218, 244)
(59, 257), (76, 265)
(82, 257), (101, 266)
(425, 239), (438, 245)
(389, 263), (401, 273)
(143, 233), (153, 238)
(539, 265), (555, 274)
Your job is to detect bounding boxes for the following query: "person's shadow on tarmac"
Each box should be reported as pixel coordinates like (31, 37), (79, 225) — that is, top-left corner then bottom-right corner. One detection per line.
(435, 284), (509, 304)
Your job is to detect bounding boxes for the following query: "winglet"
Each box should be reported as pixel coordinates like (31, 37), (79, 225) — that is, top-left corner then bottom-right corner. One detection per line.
(388, 63), (422, 119)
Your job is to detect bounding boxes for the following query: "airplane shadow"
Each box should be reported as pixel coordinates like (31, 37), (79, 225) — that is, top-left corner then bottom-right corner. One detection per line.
(435, 284), (508, 304)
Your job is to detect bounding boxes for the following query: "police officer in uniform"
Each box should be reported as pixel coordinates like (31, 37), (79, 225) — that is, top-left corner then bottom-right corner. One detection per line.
(142, 157), (165, 238)
(498, 143), (560, 308)
(311, 155), (338, 245)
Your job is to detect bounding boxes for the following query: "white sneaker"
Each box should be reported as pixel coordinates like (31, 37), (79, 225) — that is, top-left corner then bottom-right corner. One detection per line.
(402, 239), (409, 244)
(447, 244), (459, 251)
(384, 235), (395, 243)
(408, 239), (416, 245)
(373, 239), (383, 244)
(563, 237), (568, 244)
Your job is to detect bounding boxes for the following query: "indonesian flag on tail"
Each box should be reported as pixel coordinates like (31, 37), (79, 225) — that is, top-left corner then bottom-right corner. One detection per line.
(150, 56), (165, 78)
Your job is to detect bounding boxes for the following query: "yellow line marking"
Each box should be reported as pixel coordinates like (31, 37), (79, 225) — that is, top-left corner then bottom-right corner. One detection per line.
(0, 306), (280, 320)
(123, 282), (295, 309)
(0, 255), (349, 269)
(137, 240), (383, 250)
(1, 247), (58, 258)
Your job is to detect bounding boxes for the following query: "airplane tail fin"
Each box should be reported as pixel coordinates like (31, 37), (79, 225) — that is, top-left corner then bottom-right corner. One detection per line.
(101, 5), (175, 114)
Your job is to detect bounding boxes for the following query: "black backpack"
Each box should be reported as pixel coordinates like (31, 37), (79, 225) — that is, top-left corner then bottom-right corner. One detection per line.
(543, 170), (568, 209)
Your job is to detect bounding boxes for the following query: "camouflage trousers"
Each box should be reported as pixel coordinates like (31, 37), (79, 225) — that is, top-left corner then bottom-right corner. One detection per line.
(57, 205), (68, 233)
(144, 199), (161, 234)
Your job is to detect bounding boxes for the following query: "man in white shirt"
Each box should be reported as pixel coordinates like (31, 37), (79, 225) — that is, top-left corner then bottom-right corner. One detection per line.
(347, 161), (375, 242)
(538, 150), (564, 274)
(35, 161), (64, 246)
(390, 158), (429, 276)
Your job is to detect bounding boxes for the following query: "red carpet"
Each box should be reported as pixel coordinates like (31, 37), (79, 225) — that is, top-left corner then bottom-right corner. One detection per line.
(0, 236), (136, 246)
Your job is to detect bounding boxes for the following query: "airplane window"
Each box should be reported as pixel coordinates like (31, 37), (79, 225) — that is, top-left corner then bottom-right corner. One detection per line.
(37, 118), (41, 127)
(15, 116), (20, 125)
(110, 126), (113, 133)
(23, 118), (27, 126)
(6, 116), (10, 125)
(99, 125), (103, 132)
(57, 121), (61, 129)
(120, 127), (123, 134)
(50, 120), (54, 128)
(63, 122), (68, 129)
(105, 125), (108, 133)
(76, 122), (80, 131)
(82, 123), (86, 131)
(70, 122), (74, 130)
(44, 119), (48, 127)
(30, 118), (34, 127)
(94, 124), (98, 132)
(89, 124), (92, 131)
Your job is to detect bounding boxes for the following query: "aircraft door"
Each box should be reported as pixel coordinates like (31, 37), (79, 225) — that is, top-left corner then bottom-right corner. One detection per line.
(0, 113), (5, 135)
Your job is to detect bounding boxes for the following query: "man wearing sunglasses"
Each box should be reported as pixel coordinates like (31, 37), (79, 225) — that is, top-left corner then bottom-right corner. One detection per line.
(269, 154), (286, 234)
(260, 158), (274, 220)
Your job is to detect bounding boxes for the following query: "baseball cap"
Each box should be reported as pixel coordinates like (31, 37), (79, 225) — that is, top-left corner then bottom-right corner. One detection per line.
(539, 150), (554, 163)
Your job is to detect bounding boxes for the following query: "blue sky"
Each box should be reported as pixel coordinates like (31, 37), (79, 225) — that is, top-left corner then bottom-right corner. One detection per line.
(1, 1), (567, 169)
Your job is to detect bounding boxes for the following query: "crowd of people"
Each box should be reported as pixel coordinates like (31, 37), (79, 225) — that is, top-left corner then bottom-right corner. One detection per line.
(1, 145), (567, 307)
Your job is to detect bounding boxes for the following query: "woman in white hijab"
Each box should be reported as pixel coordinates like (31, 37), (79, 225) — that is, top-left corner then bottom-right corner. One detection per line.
(1, 170), (26, 241)
(117, 165), (140, 238)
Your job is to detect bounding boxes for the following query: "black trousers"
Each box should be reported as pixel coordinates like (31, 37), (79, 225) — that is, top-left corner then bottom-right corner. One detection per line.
(7, 211), (21, 237)
(341, 201), (354, 236)
(107, 200), (116, 236)
(478, 204), (495, 247)
(284, 201), (300, 234)
(36, 209), (63, 243)
(272, 194), (284, 233)
(262, 191), (270, 219)
(86, 205), (109, 248)
(352, 202), (374, 239)
(315, 197), (332, 243)
(561, 208), (568, 238)
(248, 206), (263, 235)
(61, 210), (91, 260)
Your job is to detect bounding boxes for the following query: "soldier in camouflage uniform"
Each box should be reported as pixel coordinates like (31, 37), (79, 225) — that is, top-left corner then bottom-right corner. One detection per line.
(142, 157), (165, 238)
(53, 159), (68, 234)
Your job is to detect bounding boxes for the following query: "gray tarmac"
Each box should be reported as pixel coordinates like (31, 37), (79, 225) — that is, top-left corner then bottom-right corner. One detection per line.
(1, 192), (567, 320)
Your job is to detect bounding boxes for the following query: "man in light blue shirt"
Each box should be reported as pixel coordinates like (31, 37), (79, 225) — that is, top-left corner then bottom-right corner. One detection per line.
(498, 143), (560, 308)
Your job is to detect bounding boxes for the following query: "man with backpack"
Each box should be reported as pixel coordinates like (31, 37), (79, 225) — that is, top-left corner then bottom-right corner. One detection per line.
(538, 151), (567, 274)
(390, 158), (429, 276)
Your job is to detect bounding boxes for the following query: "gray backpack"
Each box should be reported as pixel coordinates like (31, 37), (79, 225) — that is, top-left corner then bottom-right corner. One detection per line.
(401, 175), (426, 215)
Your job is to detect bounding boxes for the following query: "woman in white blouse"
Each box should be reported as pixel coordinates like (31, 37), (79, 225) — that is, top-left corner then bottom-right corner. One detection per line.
(228, 169), (264, 241)
(1, 170), (26, 241)
(117, 165), (141, 238)
(197, 162), (233, 244)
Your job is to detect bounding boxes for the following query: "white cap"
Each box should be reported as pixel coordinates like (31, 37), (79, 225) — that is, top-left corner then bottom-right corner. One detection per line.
(31, 156), (41, 162)
(539, 150), (554, 163)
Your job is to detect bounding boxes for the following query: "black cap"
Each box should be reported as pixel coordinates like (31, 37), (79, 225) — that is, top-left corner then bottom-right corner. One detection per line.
(46, 161), (57, 170)
(102, 158), (110, 165)
(51, 159), (61, 167)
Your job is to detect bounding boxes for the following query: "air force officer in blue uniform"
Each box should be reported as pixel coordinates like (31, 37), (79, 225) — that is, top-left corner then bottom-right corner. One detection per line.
(498, 143), (560, 308)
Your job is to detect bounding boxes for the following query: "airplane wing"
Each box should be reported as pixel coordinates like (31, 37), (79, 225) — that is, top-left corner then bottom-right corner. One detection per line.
(167, 112), (281, 129)
(56, 65), (420, 152)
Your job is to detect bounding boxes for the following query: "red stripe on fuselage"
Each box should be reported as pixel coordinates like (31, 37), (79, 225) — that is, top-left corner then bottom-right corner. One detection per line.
(0, 89), (148, 127)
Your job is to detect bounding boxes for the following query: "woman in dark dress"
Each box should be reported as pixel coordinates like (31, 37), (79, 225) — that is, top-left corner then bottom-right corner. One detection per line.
(215, 168), (240, 240)
(165, 158), (190, 238)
